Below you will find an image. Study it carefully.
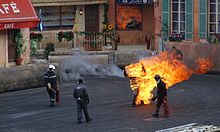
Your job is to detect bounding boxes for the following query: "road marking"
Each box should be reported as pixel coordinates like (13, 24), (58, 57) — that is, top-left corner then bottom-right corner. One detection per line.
(105, 127), (137, 132)
(143, 117), (165, 121)
(155, 123), (197, 132)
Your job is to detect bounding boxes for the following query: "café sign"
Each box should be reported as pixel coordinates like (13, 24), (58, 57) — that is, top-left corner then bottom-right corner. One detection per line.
(0, 2), (20, 14)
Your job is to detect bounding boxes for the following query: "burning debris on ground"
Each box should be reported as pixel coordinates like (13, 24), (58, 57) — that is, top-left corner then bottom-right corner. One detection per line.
(125, 51), (213, 105)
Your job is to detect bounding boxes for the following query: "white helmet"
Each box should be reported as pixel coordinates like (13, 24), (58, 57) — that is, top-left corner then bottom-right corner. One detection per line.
(49, 64), (55, 70)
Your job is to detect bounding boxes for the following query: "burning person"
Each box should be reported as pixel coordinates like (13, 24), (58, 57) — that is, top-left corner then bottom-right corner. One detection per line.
(152, 74), (169, 117)
(129, 77), (140, 107)
(124, 66), (144, 107)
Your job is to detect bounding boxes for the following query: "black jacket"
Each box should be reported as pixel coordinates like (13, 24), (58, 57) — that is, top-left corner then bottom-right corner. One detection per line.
(73, 83), (89, 101)
(156, 80), (167, 100)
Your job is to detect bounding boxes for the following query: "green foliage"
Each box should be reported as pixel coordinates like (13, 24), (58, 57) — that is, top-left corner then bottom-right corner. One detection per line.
(57, 31), (74, 42)
(15, 32), (26, 58)
(44, 42), (55, 60)
(30, 32), (43, 55)
(208, 35), (219, 44)
(30, 39), (38, 55)
(30, 32), (43, 42)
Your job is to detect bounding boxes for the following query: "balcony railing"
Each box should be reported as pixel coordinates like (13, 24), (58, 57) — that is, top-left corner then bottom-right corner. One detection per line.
(75, 31), (118, 51)
(32, 30), (118, 51)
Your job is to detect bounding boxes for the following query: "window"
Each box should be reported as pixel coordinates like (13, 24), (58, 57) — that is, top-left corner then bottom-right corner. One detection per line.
(35, 6), (75, 30)
(209, 0), (220, 35)
(116, 5), (143, 30)
(172, 0), (185, 37)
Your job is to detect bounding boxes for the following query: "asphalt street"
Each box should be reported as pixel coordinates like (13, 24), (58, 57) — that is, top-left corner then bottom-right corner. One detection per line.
(0, 74), (220, 132)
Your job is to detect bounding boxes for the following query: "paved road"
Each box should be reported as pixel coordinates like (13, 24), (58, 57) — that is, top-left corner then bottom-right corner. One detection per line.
(0, 74), (220, 132)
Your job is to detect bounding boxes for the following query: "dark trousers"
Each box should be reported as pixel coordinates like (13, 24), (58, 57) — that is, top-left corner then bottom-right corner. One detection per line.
(76, 100), (90, 121)
(132, 94), (137, 106)
(47, 88), (57, 105)
(155, 98), (169, 116)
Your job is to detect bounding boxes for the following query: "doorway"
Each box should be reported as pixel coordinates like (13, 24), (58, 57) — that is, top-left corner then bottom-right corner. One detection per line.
(85, 4), (99, 32)
(8, 29), (20, 62)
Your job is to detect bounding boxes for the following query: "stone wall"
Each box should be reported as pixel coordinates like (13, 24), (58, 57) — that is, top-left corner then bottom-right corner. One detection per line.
(0, 63), (59, 93)
(48, 50), (153, 67)
(165, 41), (220, 72)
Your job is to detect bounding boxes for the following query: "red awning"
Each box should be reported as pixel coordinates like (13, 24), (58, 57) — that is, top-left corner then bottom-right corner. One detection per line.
(0, 0), (39, 30)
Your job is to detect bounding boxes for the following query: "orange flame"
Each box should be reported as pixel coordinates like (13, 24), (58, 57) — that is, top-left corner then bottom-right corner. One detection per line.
(116, 5), (142, 30)
(195, 58), (213, 74)
(125, 52), (213, 105)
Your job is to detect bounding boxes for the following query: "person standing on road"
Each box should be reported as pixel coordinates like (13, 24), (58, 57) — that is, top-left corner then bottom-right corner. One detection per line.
(73, 78), (92, 123)
(44, 64), (60, 107)
(152, 74), (169, 117)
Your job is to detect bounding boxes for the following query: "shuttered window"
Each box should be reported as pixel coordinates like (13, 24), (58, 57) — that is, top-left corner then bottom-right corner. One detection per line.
(185, 0), (193, 39)
(162, 0), (170, 37)
(35, 6), (75, 30)
(199, 0), (207, 38)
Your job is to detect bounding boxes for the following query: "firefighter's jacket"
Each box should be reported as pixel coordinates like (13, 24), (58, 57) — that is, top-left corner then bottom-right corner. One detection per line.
(44, 70), (58, 89)
(156, 80), (167, 100)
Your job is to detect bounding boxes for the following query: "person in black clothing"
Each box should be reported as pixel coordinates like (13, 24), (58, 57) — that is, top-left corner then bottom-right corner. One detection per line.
(73, 78), (92, 123)
(44, 64), (59, 107)
(152, 74), (169, 117)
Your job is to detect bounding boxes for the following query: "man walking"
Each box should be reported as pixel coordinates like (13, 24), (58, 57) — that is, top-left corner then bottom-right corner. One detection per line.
(44, 64), (60, 107)
(152, 74), (169, 117)
(73, 78), (92, 123)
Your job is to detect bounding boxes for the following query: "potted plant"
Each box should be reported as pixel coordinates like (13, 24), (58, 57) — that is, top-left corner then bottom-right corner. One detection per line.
(57, 31), (74, 42)
(30, 32), (43, 55)
(44, 42), (55, 60)
(15, 32), (26, 65)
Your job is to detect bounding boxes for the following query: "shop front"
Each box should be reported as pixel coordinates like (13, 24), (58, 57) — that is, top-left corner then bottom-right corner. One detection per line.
(0, 0), (39, 67)
(108, 0), (156, 48)
(31, 0), (108, 49)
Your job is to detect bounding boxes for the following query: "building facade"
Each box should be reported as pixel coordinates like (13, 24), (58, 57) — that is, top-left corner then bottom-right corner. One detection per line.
(31, 0), (107, 49)
(161, 0), (218, 42)
(108, 0), (157, 47)
(0, 0), (38, 67)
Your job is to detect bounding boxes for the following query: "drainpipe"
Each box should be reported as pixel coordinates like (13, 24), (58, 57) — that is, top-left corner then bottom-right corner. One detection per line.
(193, 0), (200, 43)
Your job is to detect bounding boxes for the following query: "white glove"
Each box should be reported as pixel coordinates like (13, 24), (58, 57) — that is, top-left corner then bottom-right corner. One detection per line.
(47, 83), (51, 89)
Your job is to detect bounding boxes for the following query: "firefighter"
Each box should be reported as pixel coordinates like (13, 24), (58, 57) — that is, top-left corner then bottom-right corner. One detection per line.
(73, 78), (92, 123)
(44, 64), (59, 107)
(152, 74), (169, 117)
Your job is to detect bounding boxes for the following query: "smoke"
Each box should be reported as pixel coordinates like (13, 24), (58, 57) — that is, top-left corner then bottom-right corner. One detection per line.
(60, 54), (124, 82)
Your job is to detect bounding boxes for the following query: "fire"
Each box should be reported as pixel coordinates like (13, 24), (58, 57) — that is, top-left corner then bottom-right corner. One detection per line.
(116, 5), (142, 30)
(195, 58), (213, 74)
(125, 52), (213, 105)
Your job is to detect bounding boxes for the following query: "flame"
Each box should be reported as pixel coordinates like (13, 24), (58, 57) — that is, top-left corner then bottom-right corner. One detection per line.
(116, 5), (142, 30)
(125, 52), (213, 105)
(195, 58), (213, 74)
